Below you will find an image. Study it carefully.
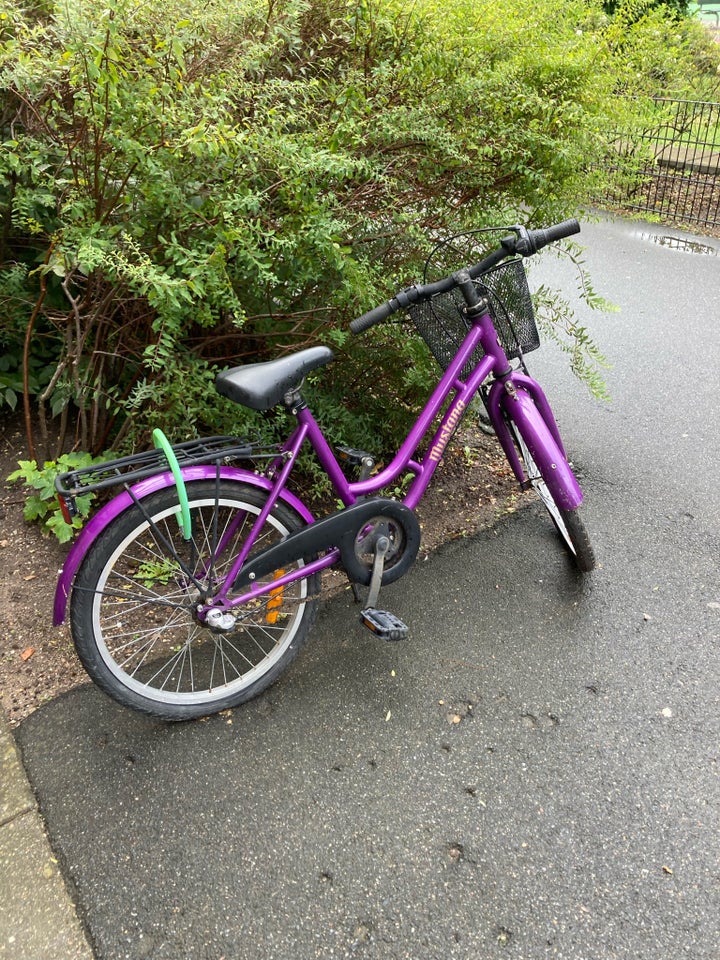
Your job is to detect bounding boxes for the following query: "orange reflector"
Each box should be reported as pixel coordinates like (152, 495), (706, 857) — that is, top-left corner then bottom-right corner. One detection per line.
(265, 570), (286, 624)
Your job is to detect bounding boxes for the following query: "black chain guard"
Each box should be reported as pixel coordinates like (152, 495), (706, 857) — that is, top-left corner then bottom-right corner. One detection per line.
(338, 499), (421, 587)
(234, 497), (420, 590)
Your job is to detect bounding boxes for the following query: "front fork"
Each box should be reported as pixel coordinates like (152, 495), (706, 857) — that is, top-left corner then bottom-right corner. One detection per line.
(486, 372), (582, 509)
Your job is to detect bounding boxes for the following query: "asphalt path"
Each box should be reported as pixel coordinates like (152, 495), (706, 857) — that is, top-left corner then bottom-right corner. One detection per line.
(16, 217), (720, 960)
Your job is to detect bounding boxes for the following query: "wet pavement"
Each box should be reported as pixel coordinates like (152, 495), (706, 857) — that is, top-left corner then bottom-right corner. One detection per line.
(9, 217), (720, 959)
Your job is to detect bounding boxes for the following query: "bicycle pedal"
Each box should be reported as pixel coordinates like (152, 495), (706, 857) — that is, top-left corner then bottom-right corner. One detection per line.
(335, 444), (374, 467)
(336, 445), (375, 480)
(360, 608), (409, 642)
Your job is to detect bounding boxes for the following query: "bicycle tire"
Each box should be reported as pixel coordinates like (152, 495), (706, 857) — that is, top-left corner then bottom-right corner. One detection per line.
(70, 481), (320, 720)
(509, 420), (596, 572)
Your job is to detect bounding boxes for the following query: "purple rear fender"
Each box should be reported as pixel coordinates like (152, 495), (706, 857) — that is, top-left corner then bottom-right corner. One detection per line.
(53, 466), (314, 626)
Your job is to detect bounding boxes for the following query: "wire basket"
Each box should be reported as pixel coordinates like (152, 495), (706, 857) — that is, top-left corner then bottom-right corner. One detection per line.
(408, 256), (539, 378)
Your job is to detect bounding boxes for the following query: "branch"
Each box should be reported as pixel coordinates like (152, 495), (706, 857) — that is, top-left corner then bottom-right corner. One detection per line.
(22, 244), (54, 461)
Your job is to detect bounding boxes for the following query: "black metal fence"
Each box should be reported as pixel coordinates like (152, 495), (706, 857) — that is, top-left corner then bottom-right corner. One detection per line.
(604, 98), (720, 230)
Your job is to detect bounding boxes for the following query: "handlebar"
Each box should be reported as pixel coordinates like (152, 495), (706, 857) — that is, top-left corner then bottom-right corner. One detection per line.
(513, 218), (581, 256)
(350, 218), (580, 335)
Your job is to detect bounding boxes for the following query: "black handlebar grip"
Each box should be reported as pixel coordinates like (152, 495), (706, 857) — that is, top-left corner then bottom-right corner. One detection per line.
(350, 299), (398, 334)
(528, 218), (581, 252)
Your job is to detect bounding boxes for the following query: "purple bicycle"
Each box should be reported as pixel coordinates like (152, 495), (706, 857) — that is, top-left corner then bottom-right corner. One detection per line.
(54, 218), (595, 719)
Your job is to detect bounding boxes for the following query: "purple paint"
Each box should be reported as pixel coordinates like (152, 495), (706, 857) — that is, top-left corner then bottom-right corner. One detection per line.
(55, 274), (585, 627)
(53, 466), (315, 625)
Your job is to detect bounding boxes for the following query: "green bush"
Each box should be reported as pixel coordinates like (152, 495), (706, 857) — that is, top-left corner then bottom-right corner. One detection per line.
(0, 0), (712, 469)
(602, 0), (691, 18)
(6, 452), (108, 542)
(602, 0), (719, 98)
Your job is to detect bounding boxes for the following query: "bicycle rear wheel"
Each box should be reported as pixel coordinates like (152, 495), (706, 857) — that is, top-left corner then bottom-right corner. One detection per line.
(70, 481), (320, 719)
(509, 420), (595, 572)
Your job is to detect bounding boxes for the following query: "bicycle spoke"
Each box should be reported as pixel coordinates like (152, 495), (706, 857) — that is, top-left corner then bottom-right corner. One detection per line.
(72, 482), (319, 716)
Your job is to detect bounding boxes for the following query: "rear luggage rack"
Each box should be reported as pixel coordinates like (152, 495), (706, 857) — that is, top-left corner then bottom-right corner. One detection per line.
(56, 436), (282, 499)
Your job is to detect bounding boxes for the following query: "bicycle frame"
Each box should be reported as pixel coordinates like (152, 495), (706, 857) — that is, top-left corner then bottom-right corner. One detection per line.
(54, 297), (582, 626)
(50, 218), (594, 720)
(197, 301), (580, 616)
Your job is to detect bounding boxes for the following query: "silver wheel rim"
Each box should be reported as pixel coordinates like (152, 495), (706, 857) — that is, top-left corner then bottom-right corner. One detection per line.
(90, 495), (309, 706)
(514, 430), (576, 555)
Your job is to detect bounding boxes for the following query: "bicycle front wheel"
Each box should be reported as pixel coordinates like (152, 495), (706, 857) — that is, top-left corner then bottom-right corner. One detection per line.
(70, 481), (320, 720)
(510, 424), (596, 573)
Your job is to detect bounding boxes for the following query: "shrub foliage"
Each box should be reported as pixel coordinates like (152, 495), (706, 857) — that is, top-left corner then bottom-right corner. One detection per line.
(0, 0), (714, 462)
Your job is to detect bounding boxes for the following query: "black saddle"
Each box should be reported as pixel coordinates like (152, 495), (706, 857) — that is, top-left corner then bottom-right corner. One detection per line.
(215, 346), (334, 411)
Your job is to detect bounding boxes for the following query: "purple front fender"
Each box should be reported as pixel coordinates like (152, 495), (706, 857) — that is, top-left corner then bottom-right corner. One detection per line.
(53, 466), (314, 626)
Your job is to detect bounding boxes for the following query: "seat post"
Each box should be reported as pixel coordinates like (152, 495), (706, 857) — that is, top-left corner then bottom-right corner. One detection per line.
(282, 385), (307, 415)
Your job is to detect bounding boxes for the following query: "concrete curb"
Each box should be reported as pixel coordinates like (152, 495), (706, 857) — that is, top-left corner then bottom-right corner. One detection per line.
(0, 712), (93, 960)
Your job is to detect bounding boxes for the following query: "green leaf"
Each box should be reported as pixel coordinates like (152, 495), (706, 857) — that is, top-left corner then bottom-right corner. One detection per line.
(45, 512), (76, 544)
